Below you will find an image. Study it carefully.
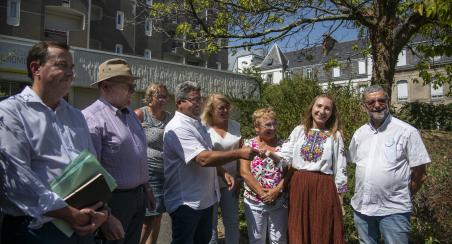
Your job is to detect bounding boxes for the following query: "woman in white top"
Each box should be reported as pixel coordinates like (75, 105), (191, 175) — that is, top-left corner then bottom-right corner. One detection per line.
(274, 94), (347, 244)
(201, 93), (241, 244)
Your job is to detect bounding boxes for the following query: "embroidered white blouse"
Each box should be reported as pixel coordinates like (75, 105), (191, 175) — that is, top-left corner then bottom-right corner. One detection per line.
(277, 125), (348, 193)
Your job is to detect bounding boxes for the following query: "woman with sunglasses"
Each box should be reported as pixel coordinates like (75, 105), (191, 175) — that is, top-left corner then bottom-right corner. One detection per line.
(134, 83), (173, 244)
(240, 108), (288, 244)
(269, 94), (347, 244)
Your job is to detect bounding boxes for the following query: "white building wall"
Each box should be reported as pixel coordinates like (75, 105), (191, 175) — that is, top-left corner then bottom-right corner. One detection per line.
(236, 55), (255, 72)
(261, 68), (284, 84)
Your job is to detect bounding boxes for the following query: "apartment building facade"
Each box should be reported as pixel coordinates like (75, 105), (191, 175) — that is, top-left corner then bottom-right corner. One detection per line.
(0, 0), (253, 109)
(252, 39), (450, 104)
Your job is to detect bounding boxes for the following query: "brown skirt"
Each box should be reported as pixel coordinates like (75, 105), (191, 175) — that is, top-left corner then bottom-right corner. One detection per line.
(288, 170), (345, 244)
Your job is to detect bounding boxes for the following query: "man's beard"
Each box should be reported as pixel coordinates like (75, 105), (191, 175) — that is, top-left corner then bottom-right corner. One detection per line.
(368, 108), (389, 125)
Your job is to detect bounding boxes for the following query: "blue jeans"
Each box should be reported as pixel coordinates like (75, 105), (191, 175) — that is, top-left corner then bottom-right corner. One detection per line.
(170, 205), (213, 244)
(354, 211), (411, 244)
(210, 187), (240, 244)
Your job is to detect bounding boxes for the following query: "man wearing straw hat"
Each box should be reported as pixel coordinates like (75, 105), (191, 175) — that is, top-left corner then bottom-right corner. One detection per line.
(0, 41), (108, 243)
(83, 58), (155, 243)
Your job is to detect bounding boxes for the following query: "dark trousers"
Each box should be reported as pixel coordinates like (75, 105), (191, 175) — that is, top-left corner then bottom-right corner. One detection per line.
(103, 186), (146, 244)
(1, 215), (95, 244)
(170, 205), (213, 244)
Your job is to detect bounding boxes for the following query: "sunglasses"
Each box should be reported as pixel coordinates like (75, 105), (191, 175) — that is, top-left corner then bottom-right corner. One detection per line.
(106, 80), (136, 93)
(364, 98), (388, 107)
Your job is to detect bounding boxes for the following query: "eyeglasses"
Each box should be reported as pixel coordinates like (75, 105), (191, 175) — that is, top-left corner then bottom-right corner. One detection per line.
(106, 81), (136, 93)
(215, 105), (230, 111)
(184, 96), (203, 104)
(123, 83), (136, 93)
(52, 60), (75, 77)
(155, 95), (169, 100)
(260, 121), (277, 129)
(364, 98), (387, 107)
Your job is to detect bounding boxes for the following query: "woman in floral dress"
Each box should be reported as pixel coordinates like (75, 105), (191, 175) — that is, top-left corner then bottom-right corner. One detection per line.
(240, 108), (288, 244)
(274, 94), (347, 244)
(134, 84), (172, 244)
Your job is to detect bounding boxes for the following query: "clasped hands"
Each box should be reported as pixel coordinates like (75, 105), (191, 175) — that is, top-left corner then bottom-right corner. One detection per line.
(69, 201), (109, 236)
(258, 187), (281, 205)
(240, 147), (277, 161)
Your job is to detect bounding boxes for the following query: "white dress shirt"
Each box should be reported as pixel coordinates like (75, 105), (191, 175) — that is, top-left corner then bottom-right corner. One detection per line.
(349, 115), (431, 216)
(163, 111), (220, 213)
(0, 87), (96, 226)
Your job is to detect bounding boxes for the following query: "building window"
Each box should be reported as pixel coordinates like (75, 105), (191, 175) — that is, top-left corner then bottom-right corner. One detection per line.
(145, 18), (152, 36)
(358, 60), (366, 74)
(62, 0), (70, 7)
(115, 44), (123, 54)
(44, 29), (67, 43)
(396, 80), (408, 101)
(305, 68), (313, 79)
(91, 5), (103, 21)
(397, 49), (407, 66)
(7, 0), (20, 26)
(332, 66), (340, 77)
(431, 83), (444, 99)
(116, 11), (124, 30)
(144, 49), (152, 59)
(266, 73), (273, 83)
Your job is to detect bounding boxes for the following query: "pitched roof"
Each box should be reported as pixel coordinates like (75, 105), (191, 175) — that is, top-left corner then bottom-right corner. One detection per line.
(259, 44), (289, 70)
(285, 39), (369, 68)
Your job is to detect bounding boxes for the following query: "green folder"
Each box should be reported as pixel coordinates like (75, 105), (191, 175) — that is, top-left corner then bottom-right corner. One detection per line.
(50, 150), (117, 237)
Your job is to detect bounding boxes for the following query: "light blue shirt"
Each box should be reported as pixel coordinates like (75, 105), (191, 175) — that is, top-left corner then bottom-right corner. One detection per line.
(0, 86), (96, 226)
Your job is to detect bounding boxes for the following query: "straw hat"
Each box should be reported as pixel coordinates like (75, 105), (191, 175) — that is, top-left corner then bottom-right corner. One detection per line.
(90, 58), (139, 86)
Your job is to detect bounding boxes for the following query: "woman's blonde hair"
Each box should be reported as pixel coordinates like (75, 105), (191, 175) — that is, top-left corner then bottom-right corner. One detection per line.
(142, 83), (168, 104)
(252, 107), (276, 128)
(200, 93), (231, 126)
(302, 94), (340, 139)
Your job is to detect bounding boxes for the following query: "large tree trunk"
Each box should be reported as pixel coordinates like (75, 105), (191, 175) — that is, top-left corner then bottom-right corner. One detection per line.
(368, 1), (399, 100)
(369, 27), (398, 101)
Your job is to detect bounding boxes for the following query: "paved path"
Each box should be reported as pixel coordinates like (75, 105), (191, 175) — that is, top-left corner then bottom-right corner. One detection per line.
(156, 213), (228, 244)
(157, 213), (172, 244)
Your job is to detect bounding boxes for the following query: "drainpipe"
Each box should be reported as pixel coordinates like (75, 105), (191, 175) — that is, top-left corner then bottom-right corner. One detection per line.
(86, 0), (91, 48)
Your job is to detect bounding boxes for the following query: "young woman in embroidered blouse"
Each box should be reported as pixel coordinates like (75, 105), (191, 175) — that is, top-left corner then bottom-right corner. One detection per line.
(273, 94), (347, 244)
(201, 93), (242, 244)
(240, 108), (288, 244)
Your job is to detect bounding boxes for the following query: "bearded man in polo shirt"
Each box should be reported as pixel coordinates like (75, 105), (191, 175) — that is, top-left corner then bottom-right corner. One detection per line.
(163, 81), (259, 244)
(349, 85), (431, 244)
(83, 58), (155, 244)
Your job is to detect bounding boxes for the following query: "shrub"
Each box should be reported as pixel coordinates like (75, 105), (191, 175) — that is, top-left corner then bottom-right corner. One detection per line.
(411, 131), (452, 243)
(396, 102), (452, 131)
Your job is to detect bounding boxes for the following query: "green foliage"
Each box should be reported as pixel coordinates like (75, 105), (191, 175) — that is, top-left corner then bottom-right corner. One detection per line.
(260, 77), (322, 138)
(395, 102), (452, 131)
(324, 59), (340, 72)
(411, 131), (452, 243)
